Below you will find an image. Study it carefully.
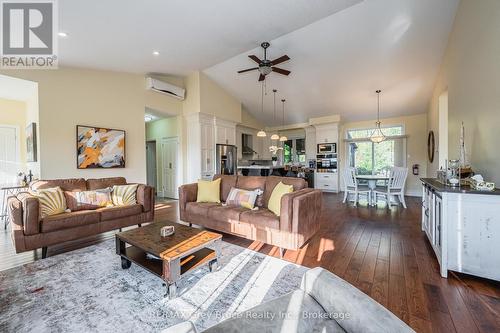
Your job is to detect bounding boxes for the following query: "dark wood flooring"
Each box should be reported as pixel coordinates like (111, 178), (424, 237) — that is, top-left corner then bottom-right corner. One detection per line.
(1, 194), (499, 332)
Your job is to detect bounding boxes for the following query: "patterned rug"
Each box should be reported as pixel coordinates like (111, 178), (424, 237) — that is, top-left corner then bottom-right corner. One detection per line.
(0, 239), (307, 332)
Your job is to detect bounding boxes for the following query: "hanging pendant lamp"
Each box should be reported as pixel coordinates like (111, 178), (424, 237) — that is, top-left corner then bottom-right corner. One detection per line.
(279, 99), (288, 142)
(257, 81), (267, 137)
(370, 90), (386, 143)
(270, 89), (280, 140)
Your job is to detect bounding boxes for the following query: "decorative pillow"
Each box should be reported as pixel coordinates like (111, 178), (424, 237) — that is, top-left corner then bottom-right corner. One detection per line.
(29, 186), (67, 218)
(111, 184), (138, 206)
(226, 187), (263, 209)
(197, 178), (221, 203)
(65, 188), (113, 211)
(268, 182), (294, 216)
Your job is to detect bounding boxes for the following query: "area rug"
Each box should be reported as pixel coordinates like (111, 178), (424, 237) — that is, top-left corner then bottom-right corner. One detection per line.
(0, 240), (308, 332)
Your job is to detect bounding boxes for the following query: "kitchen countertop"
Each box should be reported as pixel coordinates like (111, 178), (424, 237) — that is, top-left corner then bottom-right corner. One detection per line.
(421, 178), (500, 195)
(237, 165), (285, 170)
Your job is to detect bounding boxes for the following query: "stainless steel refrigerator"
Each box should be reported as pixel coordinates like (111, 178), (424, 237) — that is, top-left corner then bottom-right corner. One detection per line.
(216, 144), (237, 175)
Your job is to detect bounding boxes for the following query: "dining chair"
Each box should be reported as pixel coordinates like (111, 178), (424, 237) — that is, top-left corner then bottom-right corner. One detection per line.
(373, 167), (408, 208)
(343, 167), (371, 206)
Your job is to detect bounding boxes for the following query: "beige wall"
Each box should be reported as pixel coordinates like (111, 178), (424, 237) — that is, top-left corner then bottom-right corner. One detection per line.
(341, 113), (428, 196)
(0, 68), (178, 183)
(199, 72), (241, 123)
(0, 98), (27, 165)
(428, 0), (500, 184)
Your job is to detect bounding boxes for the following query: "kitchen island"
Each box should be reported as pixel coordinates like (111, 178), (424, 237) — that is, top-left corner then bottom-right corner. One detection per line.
(237, 165), (286, 176)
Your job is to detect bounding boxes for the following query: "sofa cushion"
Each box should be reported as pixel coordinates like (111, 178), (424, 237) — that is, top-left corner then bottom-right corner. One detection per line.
(30, 178), (87, 192)
(208, 205), (247, 223)
(97, 204), (142, 221)
(111, 184), (138, 206)
(64, 188), (113, 211)
(186, 202), (220, 217)
(213, 174), (237, 202)
(86, 177), (127, 190)
(41, 210), (100, 233)
(236, 176), (266, 207)
(263, 176), (307, 206)
(239, 208), (279, 229)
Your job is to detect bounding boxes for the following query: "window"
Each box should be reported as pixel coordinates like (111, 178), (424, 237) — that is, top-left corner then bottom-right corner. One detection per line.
(346, 126), (405, 175)
(283, 138), (306, 164)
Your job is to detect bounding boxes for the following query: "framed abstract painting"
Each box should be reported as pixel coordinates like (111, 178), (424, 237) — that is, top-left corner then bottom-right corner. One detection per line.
(76, 125), (125, 168)
(26, 122), (37, 162)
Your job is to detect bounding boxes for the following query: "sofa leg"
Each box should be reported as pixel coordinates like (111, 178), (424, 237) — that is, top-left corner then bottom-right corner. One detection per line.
(189, 223), (192, 227)
(279, 247), (285, 259)
(42, 247), (47, 259)
(119, 228), (122, 232)
(138, 224), (142, 228)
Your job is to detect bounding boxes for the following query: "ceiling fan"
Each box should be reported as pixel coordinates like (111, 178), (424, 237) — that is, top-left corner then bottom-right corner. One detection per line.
(237, 42), (290, 81)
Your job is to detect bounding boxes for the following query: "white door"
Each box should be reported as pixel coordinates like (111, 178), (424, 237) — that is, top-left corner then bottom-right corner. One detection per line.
(161, 138), (179, 199)
(0, 126), (19, 185)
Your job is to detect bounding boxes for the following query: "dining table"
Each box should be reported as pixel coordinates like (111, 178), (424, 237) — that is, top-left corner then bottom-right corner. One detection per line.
(355, 174), (390, 206)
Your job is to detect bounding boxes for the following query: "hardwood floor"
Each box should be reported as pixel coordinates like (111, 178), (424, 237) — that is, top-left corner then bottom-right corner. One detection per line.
(1, 194), (499, 332)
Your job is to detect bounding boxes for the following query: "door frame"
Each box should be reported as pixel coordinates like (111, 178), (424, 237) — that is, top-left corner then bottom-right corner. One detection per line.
(160, 137), (180, 199)
(145, 140), (157, 193)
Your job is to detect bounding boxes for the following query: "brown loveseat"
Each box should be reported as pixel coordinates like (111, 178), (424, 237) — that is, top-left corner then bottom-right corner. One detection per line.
(7, 177), (154, 257)
(179, 175), (322, 254)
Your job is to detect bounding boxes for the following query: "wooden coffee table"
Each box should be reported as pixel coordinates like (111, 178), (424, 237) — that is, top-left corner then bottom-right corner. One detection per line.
(115, 221), (222, 298)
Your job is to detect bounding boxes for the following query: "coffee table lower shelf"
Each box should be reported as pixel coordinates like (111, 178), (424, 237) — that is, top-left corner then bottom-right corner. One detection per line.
(116, 239), (219, 298)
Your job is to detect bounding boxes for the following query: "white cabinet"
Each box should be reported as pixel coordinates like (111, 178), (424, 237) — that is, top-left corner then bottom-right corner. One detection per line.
(215, 121), (236, 145)
(315, 172), (339, 192)
(315, 123), (338, 144)
(201, 121), (215, 179)
(421, 180), (500, 281)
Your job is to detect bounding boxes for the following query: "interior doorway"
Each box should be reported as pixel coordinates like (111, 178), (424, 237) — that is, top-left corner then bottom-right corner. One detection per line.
(145, 140), (157, 192)
(160, 137), (179, 199)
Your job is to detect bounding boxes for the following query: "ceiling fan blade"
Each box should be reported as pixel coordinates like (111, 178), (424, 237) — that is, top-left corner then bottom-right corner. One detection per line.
(272, 67), (291, 76)
(248, 55), (262, 64)
(270, 55), (290, 66)
(237, 67), (259, 73)
(258, 74), (266, 81)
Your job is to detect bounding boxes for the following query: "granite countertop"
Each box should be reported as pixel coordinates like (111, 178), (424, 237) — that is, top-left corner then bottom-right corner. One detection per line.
(237, 165), (285, 169)
(421, 178), (500, 196)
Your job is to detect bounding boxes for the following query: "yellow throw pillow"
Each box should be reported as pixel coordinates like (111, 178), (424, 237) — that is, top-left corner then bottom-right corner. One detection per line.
(111, 184), (138, 206)
(30, 186), (67, 218)
(268, 182), (293, 216)
(197, 178), (221, 203)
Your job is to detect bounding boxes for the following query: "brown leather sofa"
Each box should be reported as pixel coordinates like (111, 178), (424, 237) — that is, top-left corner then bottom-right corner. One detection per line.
(179, 175), (322, 254)
(7, 177), (154, 257)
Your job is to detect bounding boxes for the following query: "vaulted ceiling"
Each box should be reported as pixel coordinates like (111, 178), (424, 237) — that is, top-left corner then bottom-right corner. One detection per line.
(57, 0), (459, 124)
(204, 0), (460, 124)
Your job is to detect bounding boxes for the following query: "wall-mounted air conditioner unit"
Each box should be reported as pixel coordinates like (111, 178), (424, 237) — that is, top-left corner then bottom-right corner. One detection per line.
(145, 77), (185, 100)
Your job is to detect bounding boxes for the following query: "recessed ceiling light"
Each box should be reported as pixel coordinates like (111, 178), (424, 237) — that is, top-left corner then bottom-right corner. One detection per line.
(152, 51), (160, 56)
(58, 32), (68, 37)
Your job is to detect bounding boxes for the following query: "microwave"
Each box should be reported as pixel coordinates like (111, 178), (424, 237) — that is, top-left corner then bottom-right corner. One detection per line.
(317, 143), (336, 154)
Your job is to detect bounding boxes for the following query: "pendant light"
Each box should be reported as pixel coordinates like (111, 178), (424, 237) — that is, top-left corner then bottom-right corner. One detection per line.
(279, 99), (288, 142)
(270, 89), (280, 140)
(370, 90), (386, 143)
(257, 81), (267, 137)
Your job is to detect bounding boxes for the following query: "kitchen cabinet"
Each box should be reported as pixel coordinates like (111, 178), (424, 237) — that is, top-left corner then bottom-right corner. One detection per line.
(315, 123), (338, 144)
(215, 120), (236, 145)
(200, 121), (215, 179)
(315, 172), (339, 192)
(421, 178), (500, 281)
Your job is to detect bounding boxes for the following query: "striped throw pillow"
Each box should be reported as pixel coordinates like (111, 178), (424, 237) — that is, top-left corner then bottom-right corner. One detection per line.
(111, 184), (138, 206)
(30, 186), (67, 218)
(226, 187), (263, 209)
